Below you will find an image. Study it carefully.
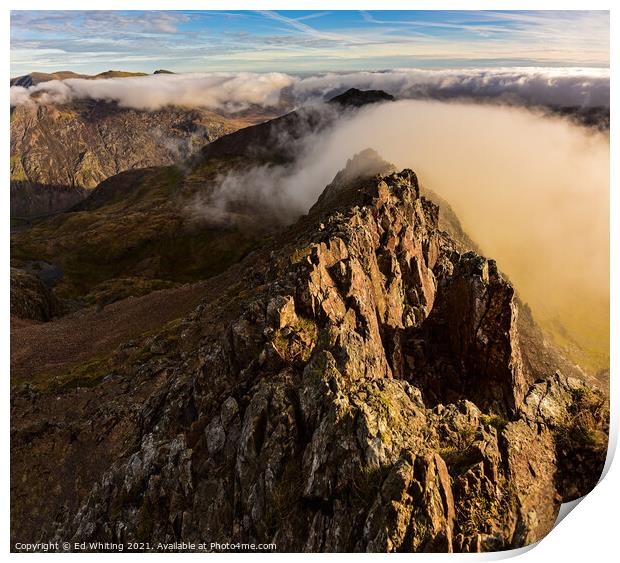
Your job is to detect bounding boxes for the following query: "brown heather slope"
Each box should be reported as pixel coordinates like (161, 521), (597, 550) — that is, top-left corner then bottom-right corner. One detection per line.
(9, 89), (384, 305)
(10, 161), (272, 306)
(10, 279), (214, 387)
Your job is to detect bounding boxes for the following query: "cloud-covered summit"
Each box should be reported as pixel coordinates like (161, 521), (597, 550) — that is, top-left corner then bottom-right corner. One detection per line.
(294, 67), (610, 108)
(10, 72), (295, 112)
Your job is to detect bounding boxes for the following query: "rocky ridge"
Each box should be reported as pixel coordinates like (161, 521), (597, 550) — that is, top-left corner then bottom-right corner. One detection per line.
(11, 152), (607, 552)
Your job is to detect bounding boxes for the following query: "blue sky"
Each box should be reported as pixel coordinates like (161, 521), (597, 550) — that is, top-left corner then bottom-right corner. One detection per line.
(10, 10), (609, 76)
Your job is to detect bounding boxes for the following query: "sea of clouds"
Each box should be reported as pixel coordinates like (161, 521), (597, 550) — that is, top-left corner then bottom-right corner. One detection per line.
(9, 67), (610, 111)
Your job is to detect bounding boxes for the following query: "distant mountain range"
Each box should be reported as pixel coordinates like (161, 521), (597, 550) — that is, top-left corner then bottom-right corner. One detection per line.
(9, 69), (171, 87)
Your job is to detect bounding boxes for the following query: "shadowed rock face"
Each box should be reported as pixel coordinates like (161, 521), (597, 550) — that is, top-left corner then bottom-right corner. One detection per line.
(10, 155), (607, 553)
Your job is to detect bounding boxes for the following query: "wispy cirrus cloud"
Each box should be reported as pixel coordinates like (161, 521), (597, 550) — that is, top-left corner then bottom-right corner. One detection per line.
(255, 10), (362, 44)
(11, 10), (190, 35)
(10, 10), (609, 76)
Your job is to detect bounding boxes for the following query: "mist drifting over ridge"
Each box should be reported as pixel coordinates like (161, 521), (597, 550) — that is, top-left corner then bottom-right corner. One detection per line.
(10, 67), (610, 111)
(9, 63), (610, 370)
(191, 99), (609, 371)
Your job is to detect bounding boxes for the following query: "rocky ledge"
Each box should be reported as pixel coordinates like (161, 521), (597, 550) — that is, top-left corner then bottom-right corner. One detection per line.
(11, 152), (608, 552)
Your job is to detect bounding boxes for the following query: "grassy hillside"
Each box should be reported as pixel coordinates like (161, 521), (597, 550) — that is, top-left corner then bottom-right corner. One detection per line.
(11, 156), (270, 305)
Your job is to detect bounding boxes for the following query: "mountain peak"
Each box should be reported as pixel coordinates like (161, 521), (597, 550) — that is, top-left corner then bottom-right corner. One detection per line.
(308, 148), (397, 214)
(328, 87), (395, 107)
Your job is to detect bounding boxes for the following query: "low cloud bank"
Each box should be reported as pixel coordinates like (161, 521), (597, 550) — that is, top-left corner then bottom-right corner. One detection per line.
(10, 67), (609, 111)
(194, 100), (609, 367)
(9, 72), (295, 112)
(294, 67), (610, 108)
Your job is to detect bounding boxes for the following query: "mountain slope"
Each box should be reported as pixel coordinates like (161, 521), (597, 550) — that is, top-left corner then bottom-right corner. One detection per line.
(11, 89), (607, 389)
(10, 155), (607, 552)
(11, 161), (266, 303)
(198, 87), (394, 163)
(10, 99), (269, 217)
(10, 89), (392, 305)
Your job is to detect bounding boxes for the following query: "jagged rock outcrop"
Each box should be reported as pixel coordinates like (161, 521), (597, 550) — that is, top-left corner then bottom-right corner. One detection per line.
(11, 154), (608, 552)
